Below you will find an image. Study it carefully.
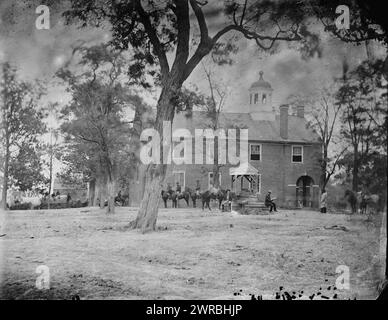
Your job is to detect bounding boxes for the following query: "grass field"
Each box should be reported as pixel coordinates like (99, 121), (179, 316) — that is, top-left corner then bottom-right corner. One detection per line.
(0, 206), (383, 300)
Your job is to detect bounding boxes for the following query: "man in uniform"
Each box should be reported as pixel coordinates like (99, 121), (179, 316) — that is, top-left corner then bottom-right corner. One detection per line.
(167, 183), (173, 195)
(221, 189), (232, 212)
(265, 190), (277, 212)
(176, 182), (182, 195)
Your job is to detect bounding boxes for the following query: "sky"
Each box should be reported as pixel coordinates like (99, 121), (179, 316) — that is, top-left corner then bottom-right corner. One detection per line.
(0, 1), (385, 126)
(0, 0), (385, 184)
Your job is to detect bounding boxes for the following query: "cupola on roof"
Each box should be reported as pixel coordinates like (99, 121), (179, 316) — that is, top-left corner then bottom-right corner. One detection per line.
(250, 71), (272, 90)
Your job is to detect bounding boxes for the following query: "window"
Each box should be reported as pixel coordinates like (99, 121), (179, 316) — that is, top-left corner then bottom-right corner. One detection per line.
(173, 171), (185, 189)
(292, 146), (303, 163)
(250, 144), (261, 161)
(262, 93), (267, 104)
(254, 93), (258, 104)
(208, 172), (222, 189)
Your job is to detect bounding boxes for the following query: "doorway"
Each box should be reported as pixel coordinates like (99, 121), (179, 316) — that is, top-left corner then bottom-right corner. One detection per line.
(296, 175), (314, 207)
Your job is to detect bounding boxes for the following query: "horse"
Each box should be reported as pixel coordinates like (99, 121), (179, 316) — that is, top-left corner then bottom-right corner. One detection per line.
(161, 190), (171, 208)
(200, 189), (220, 211)
(114, 193), (129, 206)
(170, 189), (190, 208)
(344, 190), (358, 214)
(344, 190), (381, 214)
(122, 193), (130, 206)
(189, 189), (201, 208)
(200, 190), (212, 210)
(361, 194), (380, 214)
(217, 189), (236, 211)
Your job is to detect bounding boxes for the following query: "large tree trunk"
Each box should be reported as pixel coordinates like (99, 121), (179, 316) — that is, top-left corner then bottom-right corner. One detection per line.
(88, 178), (96, 206)
(320, 148), (328, 191)
(93, 180), (100, 206)
(127, 102), (147, 207)
(47, 149), (53, 210)
(129, 164), (165, 232)
(97, 176), (105, 209)
(352, 147), (359, 191)
(128, 163), (146, 206)
(106, 177), (115, 214)
(129, 85), (177, 232)
(1, 136), (9, 210)
(212, 136), (220, 188)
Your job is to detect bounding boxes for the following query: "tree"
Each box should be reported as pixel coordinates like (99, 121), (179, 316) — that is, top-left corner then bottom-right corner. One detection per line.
(57, 140), (100, 204)
(42, 127), (63, 208)
(0, 62), (46, 210)
(64, 0), (319, 232)
(7, 142), (47, 192)
(288, 87), (345, 192)
(201, 62), (229, 189)
(58, 44), (140, 213)
(308, 0), (388, 292)
(335, 60), (385, 192)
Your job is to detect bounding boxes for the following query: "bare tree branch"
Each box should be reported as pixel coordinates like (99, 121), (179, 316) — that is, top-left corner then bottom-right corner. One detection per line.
(134, 0), (170, 79)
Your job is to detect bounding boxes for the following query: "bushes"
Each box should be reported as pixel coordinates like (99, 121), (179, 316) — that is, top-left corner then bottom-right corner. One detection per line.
(40, 200), (88, 209)
(10, 200), (89, 210)
(10, 202), (33, 210)
(69, 200), (88, 208)
(39, 202), (67, 209)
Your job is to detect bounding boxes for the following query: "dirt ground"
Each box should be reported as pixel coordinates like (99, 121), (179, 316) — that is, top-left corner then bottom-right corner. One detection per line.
(0, 206), (383, 300)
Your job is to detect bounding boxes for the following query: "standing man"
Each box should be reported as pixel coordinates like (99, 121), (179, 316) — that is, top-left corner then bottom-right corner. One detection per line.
(265, 190), (277, 212)
(320, 189), (327, 213)
(66, 192), (72, 205)
(195, 181), (201, 197)
(222, 189), (232, 212)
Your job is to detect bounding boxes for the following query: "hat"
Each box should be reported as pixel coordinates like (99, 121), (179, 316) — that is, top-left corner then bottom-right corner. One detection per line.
(268, 190), (272, 193)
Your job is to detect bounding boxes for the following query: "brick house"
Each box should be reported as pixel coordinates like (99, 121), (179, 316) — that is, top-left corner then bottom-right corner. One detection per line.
(164, 71), (322, 208)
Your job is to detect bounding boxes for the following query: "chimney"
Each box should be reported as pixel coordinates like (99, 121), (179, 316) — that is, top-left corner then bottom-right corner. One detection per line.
(279, 104), (289, 139)
(296, 105), (304, 118)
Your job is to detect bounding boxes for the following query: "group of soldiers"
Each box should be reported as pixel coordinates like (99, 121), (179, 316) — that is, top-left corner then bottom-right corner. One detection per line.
(165, 181), (280, 212)
(167, 181), (225, 195)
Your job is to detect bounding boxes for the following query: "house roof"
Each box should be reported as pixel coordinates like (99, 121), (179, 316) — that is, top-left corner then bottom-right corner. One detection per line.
(172, 111), (321, 144)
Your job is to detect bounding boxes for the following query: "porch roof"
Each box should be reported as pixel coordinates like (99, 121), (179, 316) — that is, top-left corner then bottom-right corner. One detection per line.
(229, 162), (259, 176)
